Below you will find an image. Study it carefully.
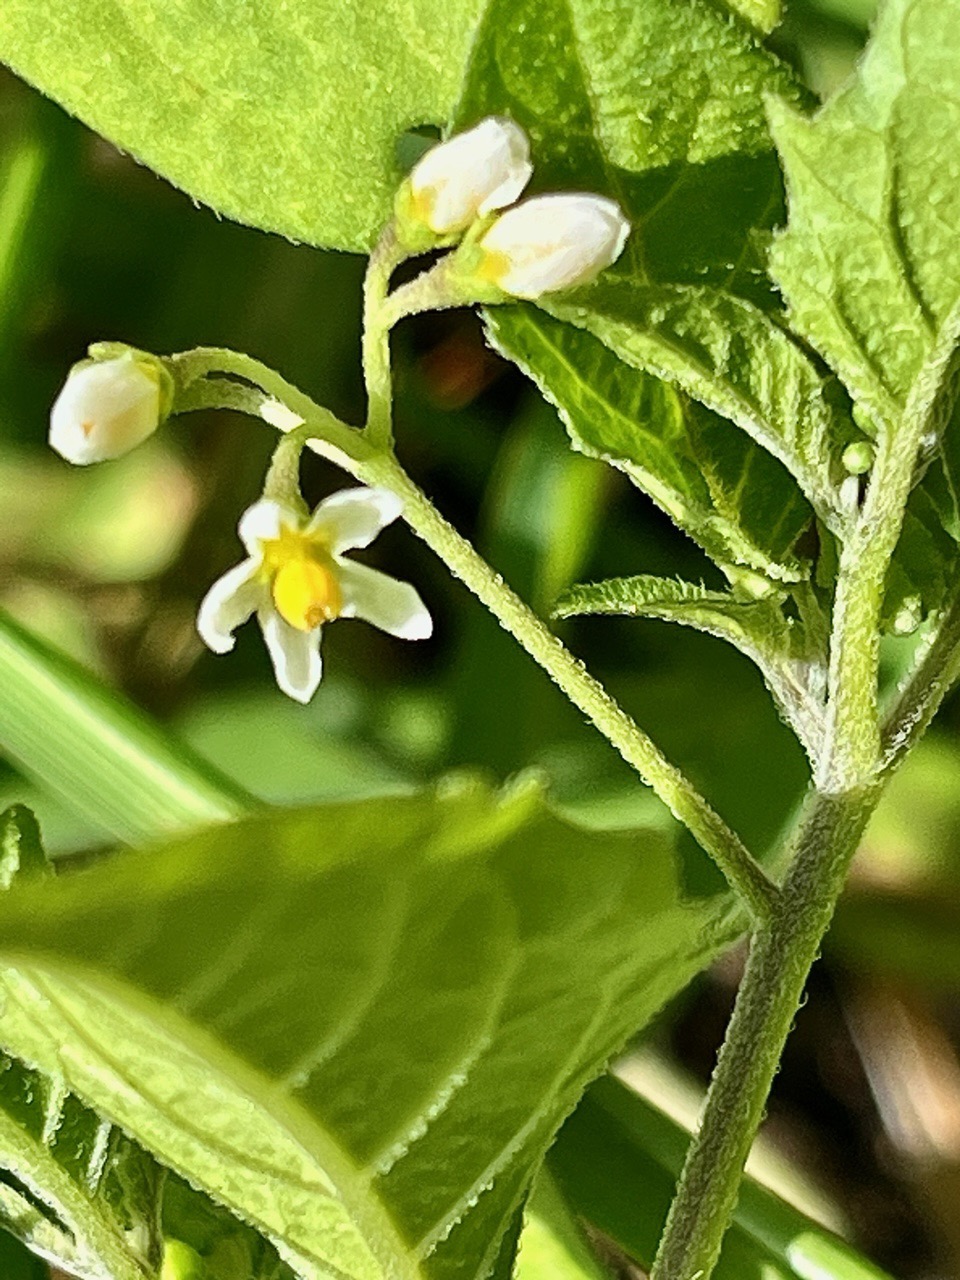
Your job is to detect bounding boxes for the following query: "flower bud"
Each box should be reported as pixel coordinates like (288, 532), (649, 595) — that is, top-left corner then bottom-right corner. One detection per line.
(399, 117), (532, 237)
(49, 352), (168, 465)
(476, 193), (630, 298)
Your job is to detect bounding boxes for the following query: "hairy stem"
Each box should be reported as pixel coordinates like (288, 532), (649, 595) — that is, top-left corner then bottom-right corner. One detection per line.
(172, 363), (779, 920)
(822, 306), (960, 791)
(362, 223), (404, 448)
(361, 452), (779, 922)
(650, 310), (960, 1274)
(649, 784), (878, 1280)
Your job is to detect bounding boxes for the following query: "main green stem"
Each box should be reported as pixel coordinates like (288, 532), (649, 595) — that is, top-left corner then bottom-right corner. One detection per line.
(648, 784), (878, 1280)
(649, 368), (936, 1275)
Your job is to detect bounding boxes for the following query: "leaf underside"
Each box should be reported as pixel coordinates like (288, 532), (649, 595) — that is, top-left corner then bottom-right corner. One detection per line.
(0, 784), (739, 1280)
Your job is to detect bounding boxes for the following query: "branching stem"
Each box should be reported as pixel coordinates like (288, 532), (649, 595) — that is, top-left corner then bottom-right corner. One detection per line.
(171, 358), (778, 923)
(362, 452), (781, 924)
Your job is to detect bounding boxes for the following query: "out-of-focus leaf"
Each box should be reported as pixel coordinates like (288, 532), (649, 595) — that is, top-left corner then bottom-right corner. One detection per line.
(0, 1228), (49, 1278)
(0, 127), (45, 345)
(177, 689), (417, 807)
(0, 783), (738, 1280)
(549, 1075), (894, 1280)
(830, 890), (960, 989)
(0, 805), (50, 886)
(0, 611), (251, 843)
(161, 1176), (295, 1280)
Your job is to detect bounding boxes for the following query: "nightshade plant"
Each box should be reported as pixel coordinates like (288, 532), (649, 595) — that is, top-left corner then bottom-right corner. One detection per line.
(0, 0), (955, 1278)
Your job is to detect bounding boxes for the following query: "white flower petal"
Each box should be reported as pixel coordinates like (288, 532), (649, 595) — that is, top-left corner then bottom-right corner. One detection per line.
(307, 486), (404, 553)
(197, 559), (265, 654)
(258, 607), (324, 703)
(338, 561), (433, 640)
(49, 355), (161, 465)
(410, 117), (532, 234)
(479, 193), (630, 297)
(238, 499), (300, 555)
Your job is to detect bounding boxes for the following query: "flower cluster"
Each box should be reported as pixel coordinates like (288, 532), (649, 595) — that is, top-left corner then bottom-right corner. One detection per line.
(397, 117), (630, 298)
(46, 116), (627, 703)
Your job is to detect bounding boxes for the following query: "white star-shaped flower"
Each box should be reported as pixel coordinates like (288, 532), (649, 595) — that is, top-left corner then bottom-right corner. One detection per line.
(197, 488), (432, 703)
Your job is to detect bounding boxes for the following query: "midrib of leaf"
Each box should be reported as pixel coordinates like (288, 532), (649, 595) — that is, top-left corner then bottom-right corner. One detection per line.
(500, 310), (704, 499)
(485, 307), (799, 578)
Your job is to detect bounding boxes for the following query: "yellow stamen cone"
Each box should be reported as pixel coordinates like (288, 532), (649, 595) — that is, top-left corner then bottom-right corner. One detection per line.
(272, 557), (342, 631)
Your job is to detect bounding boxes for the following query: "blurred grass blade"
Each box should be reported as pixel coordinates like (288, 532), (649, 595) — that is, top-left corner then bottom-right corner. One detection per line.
(517, 1170), (612, 1280)
(550, 1074), (894, 1280)
(0, 610), (252, 842)
(0, 128), (44, 333)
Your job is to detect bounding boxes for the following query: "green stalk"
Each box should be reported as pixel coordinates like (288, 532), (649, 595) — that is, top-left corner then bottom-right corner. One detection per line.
(648, 785), (879, 1280)
(171, 362), (779, 922)
(361, 224), (405, 448)
(648, 308), (960, 1277)
(362, 452), (780, 924)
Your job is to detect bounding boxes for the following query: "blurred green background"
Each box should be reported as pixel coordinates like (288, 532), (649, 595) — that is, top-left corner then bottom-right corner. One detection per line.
(2, 1), (960, 1276)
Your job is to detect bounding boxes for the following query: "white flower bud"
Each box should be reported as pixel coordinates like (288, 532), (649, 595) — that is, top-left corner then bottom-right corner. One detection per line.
(477, 193), (630, 298)
(404, 117), (532, 236)
(49, 353), (164, 465)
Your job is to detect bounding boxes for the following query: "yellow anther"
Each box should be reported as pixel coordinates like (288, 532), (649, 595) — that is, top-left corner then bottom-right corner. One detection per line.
(271, 556), (342, 631)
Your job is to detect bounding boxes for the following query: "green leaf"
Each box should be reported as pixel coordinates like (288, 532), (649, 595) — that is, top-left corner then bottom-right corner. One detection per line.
(724, 0), (782, 31)
(161, 1175), (297, 1280)
(0, 611), (251, 844)
(0, 783), (738, 1280)
(0, 0), (792, 253)
(881, 481), (960, 632)
(768, 0), (960, 431)
(0, 1064), (162, 1280)
(0, 0), (486, 251)
(555, 574), (789, 648)
(515, 1171), (610, 1280)
(483, 307), (811, 582)
(0, 1229), (49, 1279)
(546, 283), (856, 534)
(549, 1075), (894, 1280)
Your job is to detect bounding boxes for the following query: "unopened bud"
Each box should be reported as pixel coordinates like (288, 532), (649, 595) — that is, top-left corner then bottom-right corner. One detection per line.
(398, 117), (532, 238)
(49, 351), (171, 465)
(475, 193), (630, 298)
(842, 441), (873, 475)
